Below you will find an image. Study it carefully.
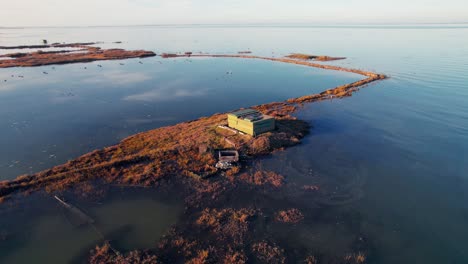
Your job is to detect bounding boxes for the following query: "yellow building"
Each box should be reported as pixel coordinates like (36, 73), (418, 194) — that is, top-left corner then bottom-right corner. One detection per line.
(227, 109), (275, 136)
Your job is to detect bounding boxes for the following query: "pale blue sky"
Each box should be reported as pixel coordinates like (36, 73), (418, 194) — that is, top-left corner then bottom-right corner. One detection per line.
(1, 0), (467, 27)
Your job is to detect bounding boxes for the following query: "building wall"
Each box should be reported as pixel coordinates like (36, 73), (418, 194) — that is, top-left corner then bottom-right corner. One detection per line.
(228, 114), (275, 136)
(228, 115), (254, 135)
(253, 119), (275, 136)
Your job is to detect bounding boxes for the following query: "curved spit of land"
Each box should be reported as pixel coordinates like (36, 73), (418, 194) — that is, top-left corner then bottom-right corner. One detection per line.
(191, 53), (386, 105)
(0, 42), (155, 68)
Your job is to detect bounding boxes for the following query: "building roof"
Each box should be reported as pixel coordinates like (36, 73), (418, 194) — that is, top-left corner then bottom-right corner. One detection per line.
(228, 108), (274, 123)
(248, 114), (275, 123)
(229, 108), (259, 118)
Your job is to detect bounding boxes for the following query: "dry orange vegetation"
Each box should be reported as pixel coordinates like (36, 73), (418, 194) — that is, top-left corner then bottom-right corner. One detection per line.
(89, 242), (159, 264)
(285, 53), (346, 61)
(155, 205), (358, 264)
(222, 249), (248, 264)
(0, 114), (307, 201)
(344, 252), (367, 264)
(251, 241), (286, 264)
(0, 43), (155, 68)
(275, 208), (305, 223)
(196, 208), (257, 244)
(157, 207), (259, 263)
(237, 170), (285, 187)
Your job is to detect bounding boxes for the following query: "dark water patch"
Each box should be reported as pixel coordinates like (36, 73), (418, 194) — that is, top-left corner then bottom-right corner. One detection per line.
(0, 186), (183, 264)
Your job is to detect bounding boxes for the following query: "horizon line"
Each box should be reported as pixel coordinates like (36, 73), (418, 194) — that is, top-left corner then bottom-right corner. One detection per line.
(1, 22), (468, 29)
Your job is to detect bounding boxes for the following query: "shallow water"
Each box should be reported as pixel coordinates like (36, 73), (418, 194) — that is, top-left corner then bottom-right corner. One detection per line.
(0, 188), (183, 264)
(1, 25), (468, 263)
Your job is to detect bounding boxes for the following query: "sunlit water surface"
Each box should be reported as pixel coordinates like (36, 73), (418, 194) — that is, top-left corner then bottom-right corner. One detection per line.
(1, 25), (467, 263)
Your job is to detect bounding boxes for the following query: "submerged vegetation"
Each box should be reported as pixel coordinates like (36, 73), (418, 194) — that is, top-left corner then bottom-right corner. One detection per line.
(251, 241), (286, 264)
(89, 242), (159, 264)
(274, 208), (305, 223)
(237, 170), (285, 187)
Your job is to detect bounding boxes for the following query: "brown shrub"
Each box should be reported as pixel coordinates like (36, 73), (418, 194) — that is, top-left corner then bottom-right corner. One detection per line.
(160, 235), (199, 259)
(186, 249), (213, 264)
(304, 255), (318, 264)
(223, 248), (247, 264)
(250, 136), (271, 154)
(251, 241), (286, 264)
(344, 252), (367, 264)
(196, 208), (256, 244)
(238, 171), (284, 187)
(89, 242), (159, 264)
(275, 208), (304, 223)
(285, 53), (317, 60)
(225, 166), (240, 178)
(73, 182), (105, 200)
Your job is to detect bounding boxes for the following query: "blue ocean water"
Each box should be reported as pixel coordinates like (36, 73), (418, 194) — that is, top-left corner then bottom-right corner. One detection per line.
(0, 25), (467, 263)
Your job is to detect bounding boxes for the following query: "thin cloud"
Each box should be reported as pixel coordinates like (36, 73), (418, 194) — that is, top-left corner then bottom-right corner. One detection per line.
(124, 79), (209, 102)
(82, 71), (152, 85)
(1, 0), (467, 26)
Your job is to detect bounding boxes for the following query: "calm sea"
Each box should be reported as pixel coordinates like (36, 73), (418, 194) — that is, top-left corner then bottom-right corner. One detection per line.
(0, 25), (467, 263)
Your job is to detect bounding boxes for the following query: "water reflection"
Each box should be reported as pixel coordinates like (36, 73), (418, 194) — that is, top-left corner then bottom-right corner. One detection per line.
(124, 78), (209, 102)
(81, 70), (153, 85)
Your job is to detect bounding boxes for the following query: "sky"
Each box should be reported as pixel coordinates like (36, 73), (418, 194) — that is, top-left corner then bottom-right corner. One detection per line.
(1, 0), (467, 27)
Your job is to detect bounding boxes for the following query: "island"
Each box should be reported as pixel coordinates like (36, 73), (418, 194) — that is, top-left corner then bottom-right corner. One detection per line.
(0, 42), (155, 68)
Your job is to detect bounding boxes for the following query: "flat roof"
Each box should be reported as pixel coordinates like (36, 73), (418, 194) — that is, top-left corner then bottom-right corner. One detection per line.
(229, 108), (259, 117)
(229, 109), (274, 123)
(249, 114), (274, 123)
